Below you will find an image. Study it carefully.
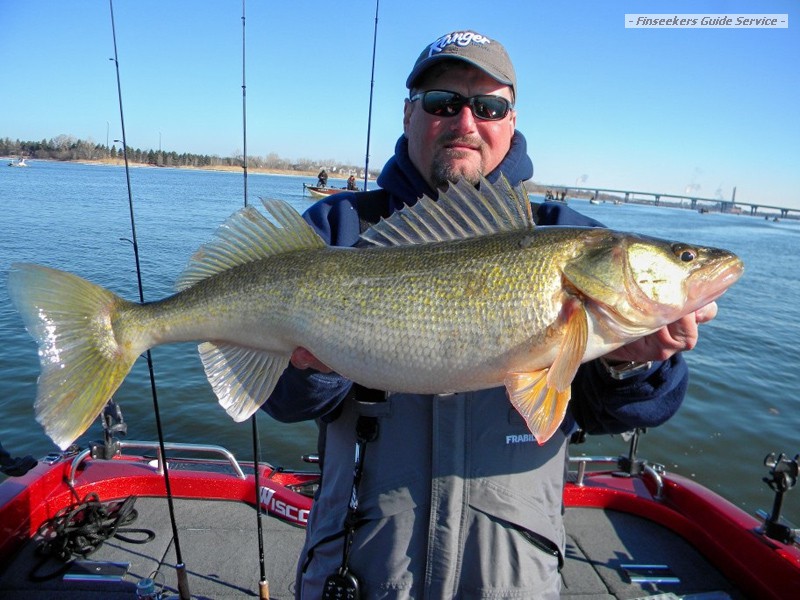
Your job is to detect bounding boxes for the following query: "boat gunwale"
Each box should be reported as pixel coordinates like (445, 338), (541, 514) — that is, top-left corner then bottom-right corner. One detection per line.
(2, 446), (798, 598)
(565, 466), (800, 600)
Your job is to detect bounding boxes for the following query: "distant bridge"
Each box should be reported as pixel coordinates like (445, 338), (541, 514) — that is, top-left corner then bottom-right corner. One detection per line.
(543, 185), (798, 218)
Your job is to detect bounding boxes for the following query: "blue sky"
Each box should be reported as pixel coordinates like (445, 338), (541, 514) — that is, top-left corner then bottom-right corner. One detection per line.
(1, 1), (797, 208)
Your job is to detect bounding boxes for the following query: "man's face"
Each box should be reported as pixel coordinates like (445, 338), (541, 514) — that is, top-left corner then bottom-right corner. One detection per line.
(403, 63), (517, 191)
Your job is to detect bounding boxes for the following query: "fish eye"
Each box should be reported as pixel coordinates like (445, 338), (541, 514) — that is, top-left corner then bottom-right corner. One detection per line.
(672, 245), (697, 263)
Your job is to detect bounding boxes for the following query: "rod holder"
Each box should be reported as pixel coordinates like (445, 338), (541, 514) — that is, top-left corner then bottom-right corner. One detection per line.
(760, 452), (799, 544)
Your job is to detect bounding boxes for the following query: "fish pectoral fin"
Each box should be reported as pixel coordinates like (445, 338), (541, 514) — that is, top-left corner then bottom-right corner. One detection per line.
(199, 342), (290, 422)
(505, 369), (571, 445)
(505, 300), (586, 444)
(548, 299), (589, 392)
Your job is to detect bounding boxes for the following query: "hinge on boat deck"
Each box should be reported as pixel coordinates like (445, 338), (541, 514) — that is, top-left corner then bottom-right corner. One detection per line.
(620, 563), (680, 585)
(758, 452), (799, 545)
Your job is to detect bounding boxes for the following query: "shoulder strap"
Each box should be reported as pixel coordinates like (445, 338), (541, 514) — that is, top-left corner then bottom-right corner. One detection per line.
(530, 201), (542, 225)
(353, 188), (392, 234)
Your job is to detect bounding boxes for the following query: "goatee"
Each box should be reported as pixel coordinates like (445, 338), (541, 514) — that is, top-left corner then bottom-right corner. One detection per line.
(429, 136), (485, 190)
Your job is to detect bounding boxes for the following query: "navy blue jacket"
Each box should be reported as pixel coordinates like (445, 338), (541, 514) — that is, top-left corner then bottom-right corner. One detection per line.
(264, 132), (688, 434)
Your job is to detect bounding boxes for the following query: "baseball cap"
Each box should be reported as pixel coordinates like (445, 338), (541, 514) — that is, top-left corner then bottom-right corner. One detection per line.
(406, 30), (516, 99)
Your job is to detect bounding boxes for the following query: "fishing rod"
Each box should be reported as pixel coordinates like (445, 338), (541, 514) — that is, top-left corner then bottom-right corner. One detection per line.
(107, 1), (191, 598)
(239, 3), (270, 597)
(252, 414), (269, 599)
(241, 0), (249, 208)
(363, 0), (380, 190)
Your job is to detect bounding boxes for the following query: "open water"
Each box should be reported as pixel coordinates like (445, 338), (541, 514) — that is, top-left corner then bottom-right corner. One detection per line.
(1, 160), (798, 523)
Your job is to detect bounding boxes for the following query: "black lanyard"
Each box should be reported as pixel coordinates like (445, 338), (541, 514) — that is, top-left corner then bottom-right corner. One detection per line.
(338, 415), (379, 576)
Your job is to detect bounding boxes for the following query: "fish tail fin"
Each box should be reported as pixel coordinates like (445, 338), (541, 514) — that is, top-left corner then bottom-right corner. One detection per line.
(8, 263), (140, 450)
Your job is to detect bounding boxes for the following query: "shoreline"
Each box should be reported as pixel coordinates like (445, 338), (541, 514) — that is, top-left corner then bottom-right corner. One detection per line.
(70, 158), (361, 181)
(10, 158), (797, 217)
(2, 156), (364, 181)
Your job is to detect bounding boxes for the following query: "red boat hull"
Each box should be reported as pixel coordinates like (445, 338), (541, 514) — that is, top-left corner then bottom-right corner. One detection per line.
(565, 472), (800, 600)
(2, 448), (798, 599)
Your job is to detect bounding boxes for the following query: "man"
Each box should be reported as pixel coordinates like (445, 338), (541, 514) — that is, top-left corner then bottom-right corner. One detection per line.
(265, 30), (716, 599)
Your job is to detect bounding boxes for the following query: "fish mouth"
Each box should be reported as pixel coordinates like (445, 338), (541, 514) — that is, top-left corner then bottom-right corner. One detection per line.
(687, 255), (744, 310)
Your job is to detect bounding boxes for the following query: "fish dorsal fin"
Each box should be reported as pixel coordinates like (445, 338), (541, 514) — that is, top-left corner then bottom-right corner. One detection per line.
(360, 174), (533, 247)
(177, 199), (324, 291)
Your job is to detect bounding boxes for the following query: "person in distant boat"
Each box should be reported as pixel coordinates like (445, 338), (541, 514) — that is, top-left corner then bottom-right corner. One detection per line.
(264, 30), (718, 599)
(346, 174), (358, 191)
(317, 169), (328, 188)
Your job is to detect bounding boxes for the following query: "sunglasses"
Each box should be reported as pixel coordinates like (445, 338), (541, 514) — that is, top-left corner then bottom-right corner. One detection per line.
(409, 90), (513, 121)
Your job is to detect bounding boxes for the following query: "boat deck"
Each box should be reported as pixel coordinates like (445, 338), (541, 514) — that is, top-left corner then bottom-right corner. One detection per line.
(0, 495), (745, 599)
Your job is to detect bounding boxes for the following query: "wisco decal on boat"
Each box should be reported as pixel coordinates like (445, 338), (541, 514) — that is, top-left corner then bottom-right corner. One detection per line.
(259, 484), (310, 525)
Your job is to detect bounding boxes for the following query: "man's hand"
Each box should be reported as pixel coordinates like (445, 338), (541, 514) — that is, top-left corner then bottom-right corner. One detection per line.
(603, 302), (719, 363)
(290, 347), (333, 373)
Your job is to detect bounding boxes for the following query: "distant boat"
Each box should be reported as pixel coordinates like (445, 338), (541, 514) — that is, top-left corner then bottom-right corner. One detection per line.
(7, 157), (28, 167)
(544, 190), (567, 204)
(303, 183), (355, 199)
(589, 199), (601, 205)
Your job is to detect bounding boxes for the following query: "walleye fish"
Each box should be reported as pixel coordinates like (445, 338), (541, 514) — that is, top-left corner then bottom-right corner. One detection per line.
(8, 177), (743, 450)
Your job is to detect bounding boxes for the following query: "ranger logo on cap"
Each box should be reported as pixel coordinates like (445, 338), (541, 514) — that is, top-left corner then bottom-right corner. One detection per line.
(426, 31), (492, 56)
(406, 30), (517, 99)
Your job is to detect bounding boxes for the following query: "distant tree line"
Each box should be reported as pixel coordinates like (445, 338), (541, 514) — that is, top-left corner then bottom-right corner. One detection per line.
(0, 135), (377, 177)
